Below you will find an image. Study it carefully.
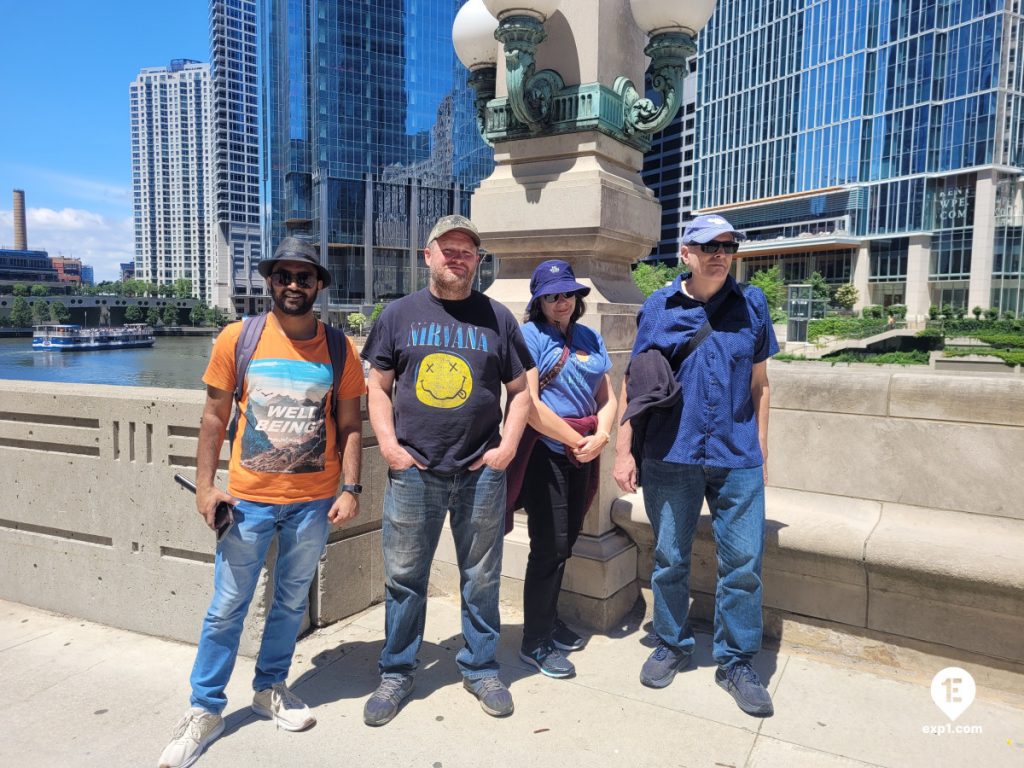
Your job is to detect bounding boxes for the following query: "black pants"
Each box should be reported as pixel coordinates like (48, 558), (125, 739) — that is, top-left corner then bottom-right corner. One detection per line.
(520, 442), (592, 648)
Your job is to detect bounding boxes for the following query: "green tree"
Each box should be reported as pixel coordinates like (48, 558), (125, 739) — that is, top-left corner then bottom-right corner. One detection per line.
(30, 284), (49, 297)
(748, 266), (784, 311)
(808, 271), (831, 303)
(173, 278), (193, 299)
(49, 301), (70, 323)
(31, 301), (48, 325)
(370, 302), (385, 323)
(972, 305), (983, 320)
(162, 305), (180, 326)
(632, 262), (678, 297)
(124, 304), (144, 324)
(146, 307), (161, 326)
(208, 307), (227, 327)
(12, 283), (28, 297)
(833, 283), (859, 310)
(10, 297), (32, 327)
(347, 311), (369, 335)
(190, 301), (209, 326)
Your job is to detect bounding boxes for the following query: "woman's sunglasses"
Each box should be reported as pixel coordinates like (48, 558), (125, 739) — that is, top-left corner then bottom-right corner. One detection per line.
(541, 292), (578, 303)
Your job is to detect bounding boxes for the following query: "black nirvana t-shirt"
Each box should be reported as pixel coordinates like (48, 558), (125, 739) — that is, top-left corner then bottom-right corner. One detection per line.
(361, 289), (534, 474)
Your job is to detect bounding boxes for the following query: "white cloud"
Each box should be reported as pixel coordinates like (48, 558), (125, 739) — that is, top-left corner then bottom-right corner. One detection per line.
(0, 207), (135, 282)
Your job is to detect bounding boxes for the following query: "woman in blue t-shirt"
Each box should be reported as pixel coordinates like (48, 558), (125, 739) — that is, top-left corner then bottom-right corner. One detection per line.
(513, 259), (617, 679)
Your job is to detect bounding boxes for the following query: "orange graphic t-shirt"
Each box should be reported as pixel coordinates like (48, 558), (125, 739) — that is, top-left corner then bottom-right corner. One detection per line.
(203, 314), (366, 504)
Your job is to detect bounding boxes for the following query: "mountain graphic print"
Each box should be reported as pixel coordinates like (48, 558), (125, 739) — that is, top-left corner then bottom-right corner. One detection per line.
(240, 358), (331, 474)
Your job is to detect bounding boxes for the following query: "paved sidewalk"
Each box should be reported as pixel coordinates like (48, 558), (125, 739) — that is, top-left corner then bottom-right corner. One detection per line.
(2, 596), (1022, 768)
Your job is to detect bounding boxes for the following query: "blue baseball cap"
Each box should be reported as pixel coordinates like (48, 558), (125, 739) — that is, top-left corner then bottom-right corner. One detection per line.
(528, 259), (591, 311)
(682, 214), (746, 244)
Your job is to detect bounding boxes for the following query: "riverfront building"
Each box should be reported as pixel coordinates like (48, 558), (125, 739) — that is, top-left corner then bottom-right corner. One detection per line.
(260, 0), (494, 312)
(209, 0), (263, 316)
(690, 0), (1024, 318)
(642, 57), (699, 262)
(130, 60), (215, 302)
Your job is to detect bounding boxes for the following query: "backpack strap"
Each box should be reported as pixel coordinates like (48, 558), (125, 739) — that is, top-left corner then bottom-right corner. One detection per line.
(227, 312), (268, 444)
(323, 323), (348, 427)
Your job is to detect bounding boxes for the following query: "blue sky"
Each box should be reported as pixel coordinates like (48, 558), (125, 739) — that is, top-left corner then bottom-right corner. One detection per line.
(0, 1), (210, 280)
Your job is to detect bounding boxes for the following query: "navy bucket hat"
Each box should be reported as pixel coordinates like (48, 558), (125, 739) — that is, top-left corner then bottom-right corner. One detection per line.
(528, 259), (591, 311)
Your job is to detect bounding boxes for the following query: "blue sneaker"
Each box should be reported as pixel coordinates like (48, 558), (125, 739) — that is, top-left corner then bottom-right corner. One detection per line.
(715, 662), (774, 716)
(640, 641), (691, 688)
(520, 642), (576, 678)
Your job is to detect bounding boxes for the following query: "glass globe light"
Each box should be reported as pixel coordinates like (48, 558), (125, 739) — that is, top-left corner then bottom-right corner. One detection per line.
(628, 0), (716, 36)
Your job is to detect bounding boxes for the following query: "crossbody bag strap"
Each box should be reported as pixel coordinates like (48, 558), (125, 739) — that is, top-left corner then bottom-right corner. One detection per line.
(538, 325), (574, 391)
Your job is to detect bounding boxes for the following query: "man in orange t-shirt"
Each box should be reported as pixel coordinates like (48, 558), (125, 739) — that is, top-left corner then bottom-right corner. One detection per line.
(158, 237), (366, 768)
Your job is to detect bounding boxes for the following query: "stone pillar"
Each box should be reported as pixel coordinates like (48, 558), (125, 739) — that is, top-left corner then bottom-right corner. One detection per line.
(852, 243), (871, 313)
(450, 0), (660, 629)
(968, 170), (997, 313)
(904, 234), (932, 321)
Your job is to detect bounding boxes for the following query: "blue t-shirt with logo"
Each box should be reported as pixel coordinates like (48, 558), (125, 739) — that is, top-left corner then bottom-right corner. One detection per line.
(521, 321), (612, 454)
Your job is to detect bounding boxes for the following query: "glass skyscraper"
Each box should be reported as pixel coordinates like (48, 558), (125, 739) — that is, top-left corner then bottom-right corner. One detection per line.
(260, 0), (494, 310)
(692, 0), (1024, 318)
(210, 0), (263, 316)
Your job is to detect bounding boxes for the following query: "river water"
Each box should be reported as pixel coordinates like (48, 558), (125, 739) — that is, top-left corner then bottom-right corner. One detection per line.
(0, 336), (214, 389)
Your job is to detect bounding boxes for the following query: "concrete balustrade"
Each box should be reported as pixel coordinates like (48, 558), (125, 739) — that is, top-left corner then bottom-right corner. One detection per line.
(0, 380), (384, 656)
(613, 364), (1024, 666)
(2, 364), (1022, 668)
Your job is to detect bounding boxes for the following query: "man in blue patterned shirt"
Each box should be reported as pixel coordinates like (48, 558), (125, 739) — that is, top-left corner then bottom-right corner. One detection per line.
(614, 214), (779, 717)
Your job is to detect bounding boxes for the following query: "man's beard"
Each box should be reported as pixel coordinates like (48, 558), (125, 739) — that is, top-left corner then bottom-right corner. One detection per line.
(429, 263), (473, 299)
(273, 288), (318, 316)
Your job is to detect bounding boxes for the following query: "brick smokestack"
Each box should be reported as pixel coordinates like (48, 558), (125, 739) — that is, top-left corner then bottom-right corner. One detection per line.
(13, 189), (27, 251)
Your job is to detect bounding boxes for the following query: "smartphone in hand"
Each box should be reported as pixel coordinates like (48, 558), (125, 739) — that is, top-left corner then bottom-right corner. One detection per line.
(174, 474), (234, 540)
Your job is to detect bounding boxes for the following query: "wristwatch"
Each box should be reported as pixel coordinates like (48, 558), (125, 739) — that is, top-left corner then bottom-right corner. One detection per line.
(340, 483), (363, 496)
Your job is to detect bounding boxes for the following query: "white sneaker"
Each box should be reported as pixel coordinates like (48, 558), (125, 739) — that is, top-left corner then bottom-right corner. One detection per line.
(252, 682), (316, 731)
(157, 707), (224, 768)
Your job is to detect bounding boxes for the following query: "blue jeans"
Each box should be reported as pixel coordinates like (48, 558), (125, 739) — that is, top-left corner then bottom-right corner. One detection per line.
(189, 497), (332, 714)
(380, 465), (506, 681)
(641, 460), (765, 669)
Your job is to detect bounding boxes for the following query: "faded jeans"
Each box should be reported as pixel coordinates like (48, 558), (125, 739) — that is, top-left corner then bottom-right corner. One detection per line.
(379, 465), (506, 681)
(641, 460), (765, 669)
(189, 497), (332, 713)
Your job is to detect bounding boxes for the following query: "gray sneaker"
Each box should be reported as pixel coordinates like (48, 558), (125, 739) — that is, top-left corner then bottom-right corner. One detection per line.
(716, 662), (774, 716)
(519, 642), (576, 678)
(463, 676), (514, 717)
(363, 674), (414, 726)
(157, 708), (224, 768)
(639, 641), (692, 688)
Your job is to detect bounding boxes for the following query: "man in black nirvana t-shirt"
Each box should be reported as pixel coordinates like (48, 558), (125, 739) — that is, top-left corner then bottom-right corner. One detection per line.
(361, 215), (534, 725)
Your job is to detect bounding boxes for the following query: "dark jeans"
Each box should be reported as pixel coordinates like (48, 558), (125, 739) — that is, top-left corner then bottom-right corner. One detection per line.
(520, 442), (591, 648)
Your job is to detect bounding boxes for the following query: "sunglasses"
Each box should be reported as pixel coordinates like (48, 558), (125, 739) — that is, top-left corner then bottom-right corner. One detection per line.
(541, 291), (578, 303)
(693, 241), (740, 255)
(270, 269), (316, 288)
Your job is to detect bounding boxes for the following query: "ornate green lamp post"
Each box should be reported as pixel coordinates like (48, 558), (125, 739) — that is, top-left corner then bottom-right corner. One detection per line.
(451, 1), (719, 629)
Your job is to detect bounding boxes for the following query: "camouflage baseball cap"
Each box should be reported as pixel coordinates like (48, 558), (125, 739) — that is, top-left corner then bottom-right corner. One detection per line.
(427, 214), (481, 247)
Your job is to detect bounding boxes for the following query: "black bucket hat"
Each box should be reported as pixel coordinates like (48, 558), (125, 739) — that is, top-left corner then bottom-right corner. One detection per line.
(258, 236), (331, 287)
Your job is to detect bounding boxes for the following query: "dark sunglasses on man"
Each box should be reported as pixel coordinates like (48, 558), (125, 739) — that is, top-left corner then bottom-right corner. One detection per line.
(692, 241), (741, 255)
(270, 269), (316, 288)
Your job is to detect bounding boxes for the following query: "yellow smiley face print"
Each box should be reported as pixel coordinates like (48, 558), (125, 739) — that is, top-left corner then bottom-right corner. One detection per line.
(415, 352), (473, 409)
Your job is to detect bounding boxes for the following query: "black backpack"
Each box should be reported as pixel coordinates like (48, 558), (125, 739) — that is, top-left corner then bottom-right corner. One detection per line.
(226, 312), (348, 443)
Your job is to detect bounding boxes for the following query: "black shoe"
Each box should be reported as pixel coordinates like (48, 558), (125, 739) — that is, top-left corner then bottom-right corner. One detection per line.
(715, 662), (774, 717)
(639, 641), (691, 688)
(551, 618), (586, 652)
(519, 642), (576, 678)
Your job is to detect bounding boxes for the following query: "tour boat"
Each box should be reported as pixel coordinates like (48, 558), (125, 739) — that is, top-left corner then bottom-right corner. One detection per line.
(32, 324), (155, 351)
